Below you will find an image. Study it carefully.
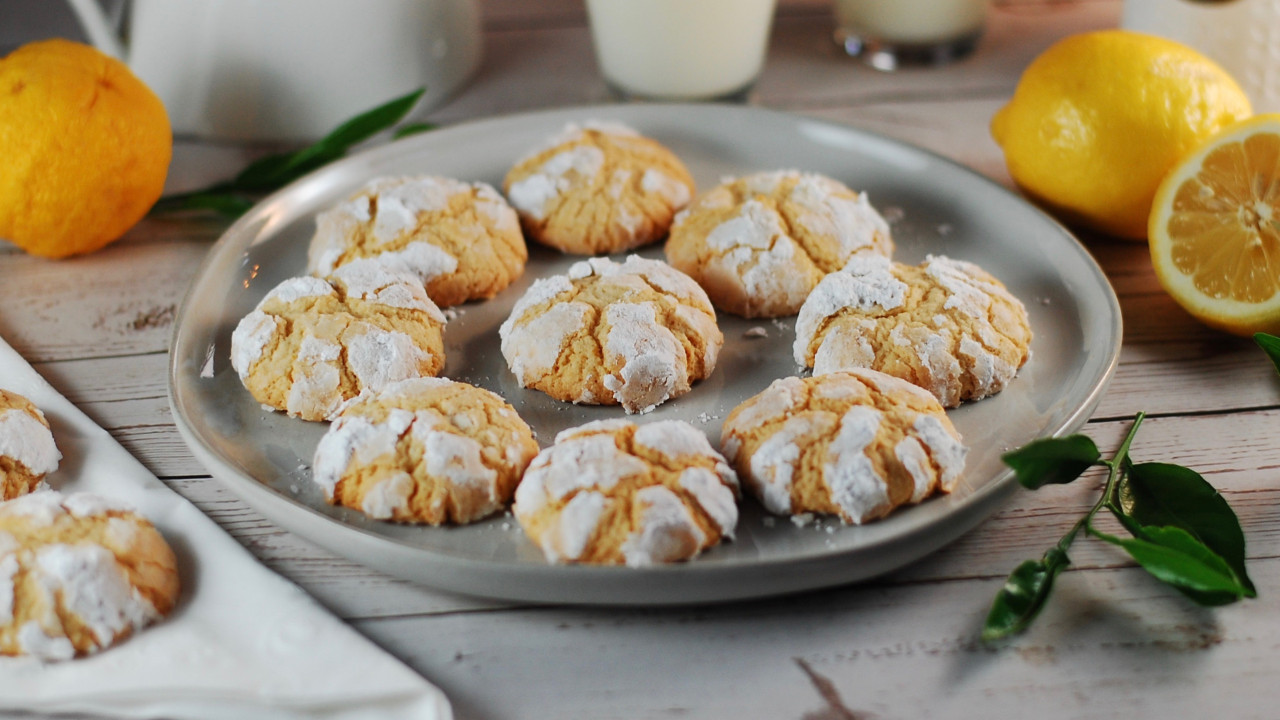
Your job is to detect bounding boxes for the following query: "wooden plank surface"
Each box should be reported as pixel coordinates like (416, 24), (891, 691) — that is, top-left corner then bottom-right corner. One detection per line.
(4, 0), (1280, 718)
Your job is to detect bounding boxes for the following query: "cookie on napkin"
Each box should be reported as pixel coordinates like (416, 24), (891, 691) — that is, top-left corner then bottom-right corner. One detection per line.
(513, 419), (739, 566)
(0, 390), (60, 501)
(0, 490), (180, 661)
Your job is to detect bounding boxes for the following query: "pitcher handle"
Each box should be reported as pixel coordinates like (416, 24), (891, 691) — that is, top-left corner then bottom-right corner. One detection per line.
(66, 0), (128, 60)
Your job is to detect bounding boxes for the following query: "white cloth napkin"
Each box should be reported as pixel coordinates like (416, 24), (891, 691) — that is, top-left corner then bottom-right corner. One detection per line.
(0, 336), (452, 720)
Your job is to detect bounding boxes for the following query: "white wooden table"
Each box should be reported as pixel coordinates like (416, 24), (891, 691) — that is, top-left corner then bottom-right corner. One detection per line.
(5, 1), (1280, 717)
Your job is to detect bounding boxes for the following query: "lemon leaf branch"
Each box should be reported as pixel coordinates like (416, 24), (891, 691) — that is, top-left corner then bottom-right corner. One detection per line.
(151, 88), (427, 218)
(982, 412), (1254, 642)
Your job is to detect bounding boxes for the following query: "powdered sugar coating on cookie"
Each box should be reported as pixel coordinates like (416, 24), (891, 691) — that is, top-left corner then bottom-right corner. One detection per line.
(504, 121), (695, 255)
(0, 390), (61, 501)
(312, 377), (538, 525)
(666, 170), (894, 318)
(721, 369), (966, 525)
(307, 175), (526, 308)
(513, 419), (739, 566)
(499, 255), (722, 414)
(231, 261), (446, 422)
(0, 491), (179, 660)
(794, 254), (1031, 407)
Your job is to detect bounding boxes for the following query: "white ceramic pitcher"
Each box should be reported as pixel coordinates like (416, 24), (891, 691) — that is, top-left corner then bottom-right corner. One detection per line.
(67, 0), (483, 141)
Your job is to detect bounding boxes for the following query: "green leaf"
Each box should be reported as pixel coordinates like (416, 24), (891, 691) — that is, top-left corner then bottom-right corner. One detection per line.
(982, 547), (1071, 642)
(153, 88), (429, 218)
(1256, 332), (1280, 376)
(1090, 524), (1251, 602)
(393, 121), (438, 139)
(1002, 435), (1101, 489)
(149, 191), (256, 218)
(1118, 462), (1254, 595)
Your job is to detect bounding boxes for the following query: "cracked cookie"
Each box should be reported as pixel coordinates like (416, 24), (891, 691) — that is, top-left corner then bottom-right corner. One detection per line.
(306, 175), (527, 308)
(312, 377), (539, 525)
(503, 121), (695, 255)
(794, 254), (1031, 407)
(665, 170), (893, 318)
(499, 255), (722, 414)
(0, 491), (180, 661)
(231, 260), (446, 422)
(513, 419), (739, 566)
(0, 390), (60, 501)
(721, 369), (966, 525)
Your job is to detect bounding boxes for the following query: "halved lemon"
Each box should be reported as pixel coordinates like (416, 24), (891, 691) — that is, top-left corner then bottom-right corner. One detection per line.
(1149, 114), (1280, 336)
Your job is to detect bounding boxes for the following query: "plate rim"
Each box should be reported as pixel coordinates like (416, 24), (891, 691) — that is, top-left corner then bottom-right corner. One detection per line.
(167, 102), (1123, 605)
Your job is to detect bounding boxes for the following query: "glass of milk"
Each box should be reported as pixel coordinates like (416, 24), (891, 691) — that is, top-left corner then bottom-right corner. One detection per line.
(834, 0), (989, 71)
(585, 0), (778, 100)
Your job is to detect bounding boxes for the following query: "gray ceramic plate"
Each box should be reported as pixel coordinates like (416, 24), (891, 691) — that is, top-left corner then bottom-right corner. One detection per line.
(169, 104), (1121, 605)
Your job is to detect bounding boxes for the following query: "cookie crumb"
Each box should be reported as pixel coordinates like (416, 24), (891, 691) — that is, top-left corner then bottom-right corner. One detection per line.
(743, 326), (768, 339)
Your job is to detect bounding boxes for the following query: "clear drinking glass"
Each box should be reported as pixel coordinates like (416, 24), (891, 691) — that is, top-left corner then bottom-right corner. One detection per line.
(834, 0), (989, 71)
(585, 0), (778, 101)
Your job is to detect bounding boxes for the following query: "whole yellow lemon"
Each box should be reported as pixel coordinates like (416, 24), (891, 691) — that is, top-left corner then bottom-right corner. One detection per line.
(0, 39), (171, 259)
(991, 30), (1251, 241)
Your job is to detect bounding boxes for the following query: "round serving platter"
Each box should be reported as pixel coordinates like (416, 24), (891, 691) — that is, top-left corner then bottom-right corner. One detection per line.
(168, 103), (1121, 605)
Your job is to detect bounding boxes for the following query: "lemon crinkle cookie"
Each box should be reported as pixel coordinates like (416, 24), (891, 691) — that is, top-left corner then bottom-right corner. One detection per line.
(312, 378), (539, 525)
(499, 255), (722, 414)
(231, 260), (446, 422)
(0, 390), (60, 501)
(513, 419), (739, 566)
(0, 490), (180, 661)
(721, 370), (967, 525)
(665, 170), (893, 318)
(307, 175), (527, 308)
(794, 254), (1031, 407)
(503, 121), (695, 255)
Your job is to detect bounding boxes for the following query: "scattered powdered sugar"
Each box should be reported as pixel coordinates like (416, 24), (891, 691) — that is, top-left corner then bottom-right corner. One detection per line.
(0, 407), (61, 476)
(913, 414), (967, 491)
(620, 485), (707, 567)
(823, 406), (890, 523)
(678, 467), (738, 537)
(507, 145), (606, 221)
(33, 543), (159, 652)
(602, 303), (685, 414)
(360, 472), (414, 520)
(229, 311), (282, 379)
